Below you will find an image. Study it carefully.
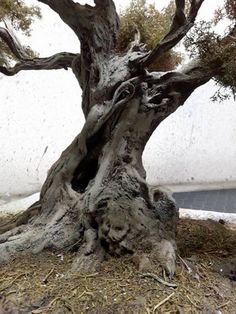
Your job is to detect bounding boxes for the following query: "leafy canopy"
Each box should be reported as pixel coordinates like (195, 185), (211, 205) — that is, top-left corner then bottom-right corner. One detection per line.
(118, 0), (235, 99)
(117, 0), (182, 71)
(0, 0), (41, 65)
(0, 0), (235, 100)
(184, 0), (236, 100)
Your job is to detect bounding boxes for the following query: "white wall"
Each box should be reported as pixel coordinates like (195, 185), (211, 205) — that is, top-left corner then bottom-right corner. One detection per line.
(143, 81), (236, 187)
(0, 70), (83, 198)
(1, 0), (235, 200)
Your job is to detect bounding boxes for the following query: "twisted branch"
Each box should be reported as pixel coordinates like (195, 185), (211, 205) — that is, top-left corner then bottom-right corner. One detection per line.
(0, 25), (78, 76)
(0, 26), (29, 60)
(37, 0), (80, 35)
(132, 0), (205, 69)
(38, 0), (119, 46)
(0, 52), (78, 76)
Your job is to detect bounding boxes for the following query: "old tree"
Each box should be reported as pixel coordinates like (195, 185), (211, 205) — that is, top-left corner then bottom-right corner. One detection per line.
(0, 0), (235, 276)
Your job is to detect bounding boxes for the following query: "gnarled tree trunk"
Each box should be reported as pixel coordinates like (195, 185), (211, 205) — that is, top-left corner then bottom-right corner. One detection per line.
(0, 0), (217, 276)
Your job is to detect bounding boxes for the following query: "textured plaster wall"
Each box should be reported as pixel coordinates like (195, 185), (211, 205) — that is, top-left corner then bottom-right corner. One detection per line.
(0, 70), (83, 198)
(143, 81), (236, 186)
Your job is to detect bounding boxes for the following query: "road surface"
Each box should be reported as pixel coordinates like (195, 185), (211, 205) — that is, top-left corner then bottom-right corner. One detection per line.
(173, 189), (236, 213)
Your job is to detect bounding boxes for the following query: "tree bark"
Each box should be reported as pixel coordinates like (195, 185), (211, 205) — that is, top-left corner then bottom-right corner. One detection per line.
(0, 0), (215, 276)
(0, 59), (211, 275)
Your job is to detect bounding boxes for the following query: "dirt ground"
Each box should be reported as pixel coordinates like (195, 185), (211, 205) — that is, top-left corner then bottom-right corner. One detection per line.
(0, 218), (235, 314)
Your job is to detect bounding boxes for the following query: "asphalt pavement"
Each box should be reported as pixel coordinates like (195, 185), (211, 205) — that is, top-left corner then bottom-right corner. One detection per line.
(173, 189), (236, 213)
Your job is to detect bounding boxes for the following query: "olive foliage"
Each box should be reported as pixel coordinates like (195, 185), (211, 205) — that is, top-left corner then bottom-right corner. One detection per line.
(117, 0), (182, 71)
(185, 0), (236, 100)
(0, 0), (235, 100)
(118, 0), (235, 99)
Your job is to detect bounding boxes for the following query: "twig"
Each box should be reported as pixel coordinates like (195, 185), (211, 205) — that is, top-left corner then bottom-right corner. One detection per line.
(140, 272), (178, 288)
(186, 295), (202, 310)
(49, 296), (62, 306)
(65, 240), (81, 252)
(216, 300), (230, 310)
(75, 272), (99, 278)
(34, 296), (76, 314)
(5, 290), (16, 296)
(145, 307), (151, 314)
(31, 308), (48, 314)
(104, 277), (125, 281)
(153, 292), (175, 312)
(42, 267), (54, 284)
(77, 290), (95, 299)
(0, 272), (28, 292)
(63, 299), (76, 314)
(162, 268), (167, 281)
(178, 254), (192, 273)
(0, 277), (14, 283)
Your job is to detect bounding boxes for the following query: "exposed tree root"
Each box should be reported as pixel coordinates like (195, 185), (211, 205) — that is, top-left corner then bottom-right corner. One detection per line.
(0, 180), (178, 278)
(0, 200), (41, 235)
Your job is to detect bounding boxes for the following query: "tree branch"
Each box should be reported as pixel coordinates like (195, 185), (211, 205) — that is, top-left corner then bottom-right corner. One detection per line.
(0, 52), (78, 76)
(143, 59), (216, 118)
(38, 0), (80, 35)
(0, 26), (29, 60)
(132, 0), (205, 69)
(37, 0), (120, 117)
(38, 0), (119, 50)
(0, 24), (78, 76)
(38, 0), (119, 45)
(166, 59), (216, 92)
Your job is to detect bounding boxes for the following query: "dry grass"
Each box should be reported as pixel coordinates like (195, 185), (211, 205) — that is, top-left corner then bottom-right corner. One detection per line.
(0, 218), (235, 313)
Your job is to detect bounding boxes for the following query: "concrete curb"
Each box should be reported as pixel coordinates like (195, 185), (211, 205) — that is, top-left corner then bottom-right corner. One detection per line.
(0, 193), (40, 215)
(180, 208), (236, 230)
